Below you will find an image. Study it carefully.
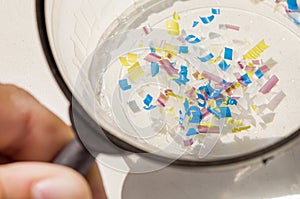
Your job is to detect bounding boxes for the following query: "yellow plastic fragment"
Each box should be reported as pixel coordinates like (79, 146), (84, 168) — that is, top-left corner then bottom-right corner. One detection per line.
(243, 39), (269, 60)
(246, 70), (255, 77)
(166, 107), (175, 115)
(232, 126), (251, 133)
(173, 11), (181, 20)
(251, 104), (258, 112)
(208, 100), (217, 109)
(200, 122), (216, 128)
(166, 20), (180, 36)
(227, 118), (235, 125)
(128, 62), (144, 81)
(166, 91), (184, 100)
(128, 53), (138, 63)
(208, 56), (222, 64)
(192, 71), (204, 80)
(119, 57), (130, 66)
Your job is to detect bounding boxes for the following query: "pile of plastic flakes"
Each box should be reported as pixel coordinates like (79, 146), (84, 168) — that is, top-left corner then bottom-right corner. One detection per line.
(118, 9), (286, 148)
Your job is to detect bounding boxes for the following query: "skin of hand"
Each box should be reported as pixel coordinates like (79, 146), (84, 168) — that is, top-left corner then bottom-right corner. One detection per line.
(0, 84), (107, 199)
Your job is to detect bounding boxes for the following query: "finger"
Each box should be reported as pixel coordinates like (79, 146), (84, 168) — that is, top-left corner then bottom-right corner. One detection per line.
(0, 84), (73, 161)
(0, 84), (107, 198)
(86, 163), (108, 199)
(0, 162), (92, 199)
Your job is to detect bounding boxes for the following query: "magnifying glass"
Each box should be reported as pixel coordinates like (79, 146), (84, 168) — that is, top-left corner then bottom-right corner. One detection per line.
(36, 0), (300, 175)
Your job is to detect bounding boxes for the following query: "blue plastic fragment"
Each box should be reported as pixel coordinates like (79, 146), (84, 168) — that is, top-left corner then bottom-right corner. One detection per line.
(198, 53), (214, 62)
(187, 106), (202, 124)
(150, 46), (156, 53)
(216, 99), (223, 107)
(212, 8), (221, 15)
(184, 98), (190, 113)
(151, 62), (159, 77)
(197, 93), (206, 107)
(185, 35), (201, 44)
(143, 94), (153, 106)
(241, 74), (252, 86)
(224, 47), (233, 60)
(119, 79), (132, 91)
(179, 46), (189, 54)
(174, 66), (190, 85)
(192, 21), (200, 28)
(207, 107), (222, 119)
(179, 110), (184, 126)
(287, 0), (299, 11)
(255, 69), (264, 79)
(218, 60), (231, 71)
(186, 128), (199, 136)
(227, 98), (238, 105)
(205, 84), (222, 99)
(143, 105), (157, 110)
(200, 15), (215, 24)
(219, 107), (232, 118)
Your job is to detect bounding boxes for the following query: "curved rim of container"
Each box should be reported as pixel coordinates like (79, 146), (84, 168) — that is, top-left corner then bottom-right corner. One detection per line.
(35, 0), (300, 167)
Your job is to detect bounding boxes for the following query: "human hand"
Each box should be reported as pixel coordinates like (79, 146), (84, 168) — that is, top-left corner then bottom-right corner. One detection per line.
(0, 84), (107, 199)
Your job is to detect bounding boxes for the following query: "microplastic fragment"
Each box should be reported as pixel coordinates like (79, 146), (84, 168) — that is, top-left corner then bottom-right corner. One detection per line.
(166, 20), (180, 36)
(179, 46), (189, 54)
(119, 57), (130, 66)
(157, 92), (169, 107)
(255, 69), (264, 79)
(268, 91), (286, 111)
(188, 106), (202, 124)
(143, 24), (153, 35)
(186, 128), (199, 136)
(287, 0), (299, 11)
(197, 126), (220, 134)
(202, 71), (224, 84)
(144, 53), (161, 63)
(185, 35), (201, 44)
(200, 15), (215, 24)
(192, 21), (199, 28)
(151, 62), (159, 77)
(243, 39), (269, 60)
(174, 66), (190, 85)
(128, 62), (144, 81)
(209, 32), (221, 39)
(259, 75), (279, 94)
(128, 100), (141, 113)
(128, 53), (138, 63)
(232, 126), (251, 133)
(225, 24), (240, 31)
(198, 53), (214, 62)
(197, 93), (207, 107)
(119, 79), (132, 91)
(212, 8), (221, 15)
(218, 60), (231, 71)
(224, 47), (233, 60)
(264, 58), (277, 68)
(160, 59), (179, 75)
(184, 139), (194, 146)
(173, 11), (181, 20)
(143, 94), (153, 107)
(260, 65), (270, 73)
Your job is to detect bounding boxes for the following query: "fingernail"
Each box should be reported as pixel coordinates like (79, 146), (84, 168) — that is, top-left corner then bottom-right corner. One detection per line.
(32, 178), (83, 199)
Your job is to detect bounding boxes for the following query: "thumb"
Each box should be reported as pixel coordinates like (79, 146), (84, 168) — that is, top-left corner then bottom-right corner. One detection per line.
(0, 162), (92, 199)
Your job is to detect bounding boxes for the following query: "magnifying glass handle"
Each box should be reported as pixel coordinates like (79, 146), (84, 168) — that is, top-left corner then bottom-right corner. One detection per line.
(53, 138), (94, 176)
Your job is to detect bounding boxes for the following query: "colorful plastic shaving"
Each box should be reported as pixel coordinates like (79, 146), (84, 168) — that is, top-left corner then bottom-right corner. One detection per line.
(243, 39), (269, 60)
(224, 47), (233, 60)
(202, 71), (224, 84)
(166, 20), (180, 36)
(197, 125), (220, 133)
(198, 53), (214, 62)
(157, 92), (169, 107)
(186, 128), (199, 136)
(219, 24), (240, 31)
(151, 62), (159, 77)
(287, 0), (299, 11)
(119, 57), (130, 66)
(192, 21), (199, 28)
(212, 8), (221, 15)
(187, 106), (202, 124)
(143, 24), (153, 35)
(143, 94), (156, 110)
(185, 35), (201, 44)
(200, 15), (215, 24)
(128, 100), (141, 113)
(179, 46), (189, 54)
(259, 75), (279, 94)
(128, 62), (144, 81)
(144, 53), (161, 63)
(218, 60), (231, 71)
(119, 79), (132, 91)
(174, 66), (190, 85)
(173, 12), (181, 20)
(128, 53), (138, 63)
(184, 139), (194, 146)
(160, 59), (179, 75)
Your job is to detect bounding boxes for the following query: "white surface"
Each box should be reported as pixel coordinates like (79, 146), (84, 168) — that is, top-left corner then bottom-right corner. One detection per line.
(2, 1), (300, 199)
(0, 1), (125, 199)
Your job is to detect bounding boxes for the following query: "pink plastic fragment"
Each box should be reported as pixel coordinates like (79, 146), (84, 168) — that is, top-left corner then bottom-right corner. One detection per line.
(260, 65), (270, 73)
(200, 108), (210, 119)
(197, 126), (220, 134)
(184, 139), (194, 146)
(144, 53), (161, 63)
(159, 59), (179, 75)
(245, 65), (256, 71)
(157, 92), (169, 107)
(202, 71), (223, 84)
(143, 24), (153, 35)
(237, 61), (245, 69)
(185, 87), (196, 98)
(225, 24), (240, 31)
(259, 75), (279, 94)
(252, 59), (262, 65)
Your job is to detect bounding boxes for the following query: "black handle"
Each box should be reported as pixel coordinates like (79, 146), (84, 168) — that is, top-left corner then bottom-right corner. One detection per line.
(53, 138), (94, 175)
